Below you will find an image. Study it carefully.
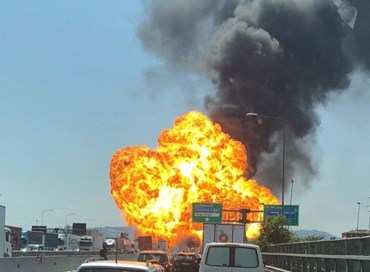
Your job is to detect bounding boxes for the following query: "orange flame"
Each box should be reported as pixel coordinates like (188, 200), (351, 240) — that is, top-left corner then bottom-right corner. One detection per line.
(110, 111), (279, 246)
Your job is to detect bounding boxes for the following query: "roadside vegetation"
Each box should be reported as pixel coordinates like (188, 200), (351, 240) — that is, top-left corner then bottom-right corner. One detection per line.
(253, 215), (325, 252)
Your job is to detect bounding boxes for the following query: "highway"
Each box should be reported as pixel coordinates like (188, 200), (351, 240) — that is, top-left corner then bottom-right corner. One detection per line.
(0, 252), (291, 272)
(3, 235), (370, 272)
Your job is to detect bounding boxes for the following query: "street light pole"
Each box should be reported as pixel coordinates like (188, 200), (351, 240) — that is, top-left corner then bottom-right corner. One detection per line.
(366, 205), (370, 231)
(65, 213), (75, 227)
(356, 202), (361, 233)
(245, 113), (287, 214)
(289, 179), (294, 206)
(41, 209), (54, 226)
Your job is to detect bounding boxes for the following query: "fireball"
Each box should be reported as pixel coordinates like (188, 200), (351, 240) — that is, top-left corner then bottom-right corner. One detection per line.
(110, 111), (278, 246)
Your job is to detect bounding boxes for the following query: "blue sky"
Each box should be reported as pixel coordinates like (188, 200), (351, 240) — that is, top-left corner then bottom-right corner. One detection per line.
(1, 1), (369, 237)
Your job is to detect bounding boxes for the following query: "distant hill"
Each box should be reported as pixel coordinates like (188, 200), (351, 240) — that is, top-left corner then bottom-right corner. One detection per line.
(94, 227), (339, 242)
(294, 229), (339, 240)
(93, 226), (137, 240)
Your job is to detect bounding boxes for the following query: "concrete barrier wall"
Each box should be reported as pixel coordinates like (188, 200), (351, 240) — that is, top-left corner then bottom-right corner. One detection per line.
(0, 255), (86, 272)
(0, 253), (138, 272)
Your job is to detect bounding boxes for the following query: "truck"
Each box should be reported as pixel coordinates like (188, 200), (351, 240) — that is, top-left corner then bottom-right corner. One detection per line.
(105, 238), (116, 251)
(44, 232), (59, 250)
(201, 223), (246, 253)
(25, 230), (44, 251)
(1, 205), (14, 257)
(105, 236), (134, 252)
(6, 225), (22, 250)
(137, 235), (159, 251)
(3, 227), (13, 257)
(58, 233), (80, 251)
(22, 230), (59, 251)
(78, 235), (104, 251)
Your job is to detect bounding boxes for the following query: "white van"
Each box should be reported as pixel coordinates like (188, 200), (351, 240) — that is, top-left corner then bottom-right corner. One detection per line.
(199, 242), (264, 272)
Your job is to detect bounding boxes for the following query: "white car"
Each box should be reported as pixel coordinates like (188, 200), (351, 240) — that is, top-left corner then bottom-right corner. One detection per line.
(199, 242), (264, 272)
(75, 260), (166, 272)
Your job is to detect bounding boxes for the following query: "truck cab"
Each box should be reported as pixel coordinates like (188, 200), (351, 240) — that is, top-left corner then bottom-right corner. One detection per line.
(79, 236), (94, 250)
(4, 227), (13, 257)
(79, 235), (104, 251)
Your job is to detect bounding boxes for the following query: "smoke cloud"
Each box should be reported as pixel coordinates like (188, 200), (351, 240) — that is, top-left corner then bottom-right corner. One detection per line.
(136, 0), (370, 193)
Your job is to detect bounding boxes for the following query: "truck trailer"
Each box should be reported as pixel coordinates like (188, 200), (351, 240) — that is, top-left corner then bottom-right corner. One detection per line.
(201, 223), (246, 253)
(137, 236), (159, 251)
(1, 205), (14, 257)
(58, 233), (80, 251)
(79, 235), (104, 251)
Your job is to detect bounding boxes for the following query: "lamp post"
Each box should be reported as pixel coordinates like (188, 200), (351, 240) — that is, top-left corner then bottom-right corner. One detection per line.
(289, 179), (294, 206)
(84, 218), (94, 224)
(245, 113), (287, 214)
(65, 213), (75, 227)
(41, 209), (54, 226)
(356, 202), (361, 233)
(366, 205), (370, 231)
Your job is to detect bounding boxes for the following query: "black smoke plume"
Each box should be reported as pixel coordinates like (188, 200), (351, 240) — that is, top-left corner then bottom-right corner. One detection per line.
(136, 0), (369, 194)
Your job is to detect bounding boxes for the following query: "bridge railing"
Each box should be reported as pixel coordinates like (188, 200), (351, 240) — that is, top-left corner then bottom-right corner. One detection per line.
(262, 252), (370, 272)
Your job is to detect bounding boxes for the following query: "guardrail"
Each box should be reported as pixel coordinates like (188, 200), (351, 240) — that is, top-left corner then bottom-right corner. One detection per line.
(263, 252), (370, 272)
(264, 265), (292, 272)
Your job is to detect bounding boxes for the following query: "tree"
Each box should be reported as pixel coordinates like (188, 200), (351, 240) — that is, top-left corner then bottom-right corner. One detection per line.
(254, 215), (293, 252)
(291, 234), (325, 242)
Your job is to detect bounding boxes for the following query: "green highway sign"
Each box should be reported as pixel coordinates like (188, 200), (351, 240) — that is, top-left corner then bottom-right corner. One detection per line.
(192, 203), (223, 223)
(263, 205), (299, 226)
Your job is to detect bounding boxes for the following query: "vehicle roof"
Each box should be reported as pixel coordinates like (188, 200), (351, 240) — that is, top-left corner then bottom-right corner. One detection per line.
(176, 251), (200, 255)
(77, 260), (163, 270)
(139, 250), (168, 254)
(205, 242), (261, 249)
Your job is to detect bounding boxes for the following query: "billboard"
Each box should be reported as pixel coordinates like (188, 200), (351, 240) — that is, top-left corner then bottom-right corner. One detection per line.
(72, 223), (86, 235)
(32, 225), (47, 233)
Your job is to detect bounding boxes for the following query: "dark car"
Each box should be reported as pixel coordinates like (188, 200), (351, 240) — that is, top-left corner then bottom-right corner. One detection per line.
(173, 251), (202, 272)
(137, 250), (175, 272)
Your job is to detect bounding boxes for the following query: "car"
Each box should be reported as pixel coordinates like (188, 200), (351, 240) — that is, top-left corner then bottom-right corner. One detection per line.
(21, 244), (44, 251)
(75, 260), (166, 272)
(137, 250), (175, 272)
(199, 242), (264, 272)
(173, 251), (202, 272)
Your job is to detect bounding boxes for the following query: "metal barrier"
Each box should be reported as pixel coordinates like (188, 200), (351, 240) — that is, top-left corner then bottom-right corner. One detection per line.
(264, 265), (292, 272)
(263, 252), (370, 272)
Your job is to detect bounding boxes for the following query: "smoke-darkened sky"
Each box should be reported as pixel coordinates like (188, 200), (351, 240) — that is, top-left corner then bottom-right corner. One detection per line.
(137, 0), (370, 193)
(1, 0), (369, 237)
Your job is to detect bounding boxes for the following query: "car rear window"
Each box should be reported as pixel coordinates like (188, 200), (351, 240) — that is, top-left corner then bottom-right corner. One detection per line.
(78, 268), (146, 272)
(175, 254), (196, 261)
(138, 253), (168, 263)
(205, 246), (259, 268)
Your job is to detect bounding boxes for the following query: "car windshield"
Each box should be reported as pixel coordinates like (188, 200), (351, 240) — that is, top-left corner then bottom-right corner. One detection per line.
(175, 254), (196, 261)
(79, 241), (93, 246)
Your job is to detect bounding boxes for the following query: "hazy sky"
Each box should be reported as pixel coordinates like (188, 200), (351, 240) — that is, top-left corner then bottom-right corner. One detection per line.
(1, 1), (369, 238)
